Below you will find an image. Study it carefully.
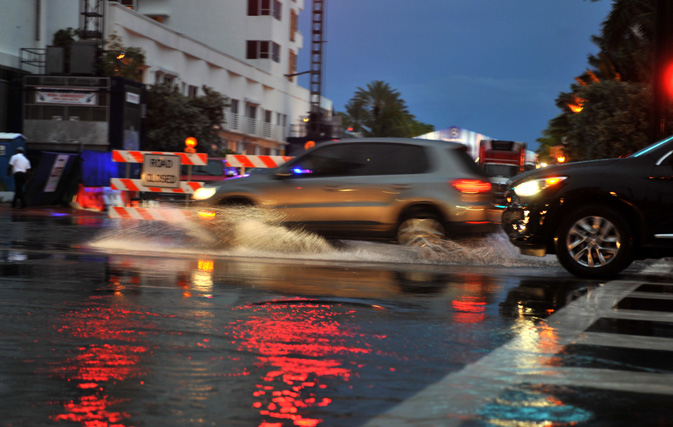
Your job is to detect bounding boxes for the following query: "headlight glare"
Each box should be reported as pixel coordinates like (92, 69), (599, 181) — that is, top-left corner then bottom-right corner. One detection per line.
(513, 177), (566, 197)
(193, 187), (216, 200)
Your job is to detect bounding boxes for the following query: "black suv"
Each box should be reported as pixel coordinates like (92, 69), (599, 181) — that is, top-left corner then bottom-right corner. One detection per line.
(502, 137), (673, 278)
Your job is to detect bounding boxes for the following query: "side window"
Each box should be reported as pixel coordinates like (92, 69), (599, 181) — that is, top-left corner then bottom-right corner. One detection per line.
(367, 144), (428, 175)
(288, 145), (361, 177)
(286, 143), (429, 177)
(453, 147), (486, 175)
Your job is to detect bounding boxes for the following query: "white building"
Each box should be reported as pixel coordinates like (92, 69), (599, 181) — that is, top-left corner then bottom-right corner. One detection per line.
(0, 0), (330, 155)
(416, 126), (491, 160)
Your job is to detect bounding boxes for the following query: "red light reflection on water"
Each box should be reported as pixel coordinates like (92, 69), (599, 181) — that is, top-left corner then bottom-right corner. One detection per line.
(48, 306), (154, 426)
(232, 299), (376, 427)
(452, 298), (486, 324)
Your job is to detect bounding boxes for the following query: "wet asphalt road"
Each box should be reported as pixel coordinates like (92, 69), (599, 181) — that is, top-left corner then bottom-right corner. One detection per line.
(2, 205), (673, 426)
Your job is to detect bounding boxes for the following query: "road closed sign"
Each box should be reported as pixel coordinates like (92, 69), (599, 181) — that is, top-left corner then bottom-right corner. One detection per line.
(141, 154), (180, 188)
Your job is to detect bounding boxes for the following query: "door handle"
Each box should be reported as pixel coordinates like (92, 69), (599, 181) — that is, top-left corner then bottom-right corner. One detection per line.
(391, 184), (412, 189)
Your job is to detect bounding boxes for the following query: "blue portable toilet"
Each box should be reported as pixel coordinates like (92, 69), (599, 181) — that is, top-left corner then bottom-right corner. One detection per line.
(0, 133), (27, 199)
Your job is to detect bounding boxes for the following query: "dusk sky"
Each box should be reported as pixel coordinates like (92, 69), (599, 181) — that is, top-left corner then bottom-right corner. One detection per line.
(297, 0), (614, 150)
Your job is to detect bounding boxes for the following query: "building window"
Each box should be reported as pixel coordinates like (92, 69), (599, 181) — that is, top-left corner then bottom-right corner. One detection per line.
(246, 41), (258, 60)
(273, 0), (282, 20)
(265, 110), (272, 123)
(272, 42), (280, 62)
(247, 104), (257, 119)
(188, 85), (198, 98)
(248, 0), (269, 16)
(290, 9), (297, 41)
(247, 41), (281, 63)
(248, 0), (281, 19)
(230, 99), (239, 114)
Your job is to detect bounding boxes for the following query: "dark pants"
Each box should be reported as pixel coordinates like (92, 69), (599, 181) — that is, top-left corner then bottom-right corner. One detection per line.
(12, 171), (27, 208)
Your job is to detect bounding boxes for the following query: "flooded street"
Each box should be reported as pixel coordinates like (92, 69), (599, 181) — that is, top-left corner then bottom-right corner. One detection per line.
(2, 206), (673, 426)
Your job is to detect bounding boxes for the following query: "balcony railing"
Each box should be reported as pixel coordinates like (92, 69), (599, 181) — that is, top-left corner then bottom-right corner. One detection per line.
(224, 111), (287, 141)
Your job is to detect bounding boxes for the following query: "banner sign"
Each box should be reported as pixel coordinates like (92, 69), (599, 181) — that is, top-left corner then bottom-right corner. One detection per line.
(36, 88), (98, 105)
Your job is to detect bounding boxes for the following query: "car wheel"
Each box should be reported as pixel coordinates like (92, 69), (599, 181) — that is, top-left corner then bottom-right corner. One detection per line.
(397, 212), (445, 248)
(554, 205), (633, 278)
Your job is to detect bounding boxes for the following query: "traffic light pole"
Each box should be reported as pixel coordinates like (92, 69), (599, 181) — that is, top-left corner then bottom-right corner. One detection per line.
(653, 0), (673, 142)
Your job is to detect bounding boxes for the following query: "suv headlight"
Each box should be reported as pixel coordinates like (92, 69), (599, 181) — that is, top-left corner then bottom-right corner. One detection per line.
(513, 177), (566, 197)
(193, 187), (216, 200)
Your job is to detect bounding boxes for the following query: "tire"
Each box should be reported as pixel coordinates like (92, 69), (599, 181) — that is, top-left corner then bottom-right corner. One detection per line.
(554, 205), (633, 278)
(397, 210), (445, 248)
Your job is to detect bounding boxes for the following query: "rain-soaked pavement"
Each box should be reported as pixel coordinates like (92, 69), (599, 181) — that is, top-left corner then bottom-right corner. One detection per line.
(2, 204), (673, 426)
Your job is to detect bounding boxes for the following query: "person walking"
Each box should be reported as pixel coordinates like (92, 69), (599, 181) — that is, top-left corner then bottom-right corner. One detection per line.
(7, 147), (31, 208)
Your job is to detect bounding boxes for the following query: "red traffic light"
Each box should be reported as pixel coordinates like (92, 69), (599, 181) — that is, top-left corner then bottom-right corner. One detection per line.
(664, 63), (673, 97)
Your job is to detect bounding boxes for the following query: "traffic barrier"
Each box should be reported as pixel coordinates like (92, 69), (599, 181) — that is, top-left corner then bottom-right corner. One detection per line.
(112, 150), (208, 166)
(110, 178), (204, 194)
(226, 154), (293, 168)
(108, 150), (208, 220)
(103, 188), (125, 207)
(109, 206), (194, 221)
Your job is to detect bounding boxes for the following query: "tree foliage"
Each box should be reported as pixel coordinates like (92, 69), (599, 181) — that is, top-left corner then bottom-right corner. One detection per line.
(100, 33), (146, 82)
(339, 80), (433, 137)
(539, 0), (668, 162)
(145, 83), (229, 153)
(566, 81), (652, 159)
(51, 29), (146, 81)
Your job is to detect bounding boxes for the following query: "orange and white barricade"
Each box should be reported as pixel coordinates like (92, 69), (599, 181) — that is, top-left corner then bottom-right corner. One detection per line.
(113, 150), (207, 166)
(110, 178), (204, 194)
(109, 206), (194, 221)
(226, 154), (293, 169)
(109, 150), (207, 220)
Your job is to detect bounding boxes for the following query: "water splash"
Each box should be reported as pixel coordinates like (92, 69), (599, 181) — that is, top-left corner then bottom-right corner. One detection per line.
(91, 206), (555, 267)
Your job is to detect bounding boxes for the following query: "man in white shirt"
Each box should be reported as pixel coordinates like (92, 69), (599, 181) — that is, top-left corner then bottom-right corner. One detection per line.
(7, 147), (31, 208)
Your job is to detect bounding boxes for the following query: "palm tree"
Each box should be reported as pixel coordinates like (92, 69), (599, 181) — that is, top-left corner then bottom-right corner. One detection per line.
(589, 0), (655, 83)
(351, 81), (413, 137)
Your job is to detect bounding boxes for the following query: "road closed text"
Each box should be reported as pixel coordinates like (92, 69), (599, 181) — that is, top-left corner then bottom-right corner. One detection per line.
(143, 173), (179, 184)
(141, 154), (181, 188)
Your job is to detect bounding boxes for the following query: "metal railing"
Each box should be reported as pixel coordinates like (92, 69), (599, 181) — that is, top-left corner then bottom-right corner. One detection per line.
(223, 111), (287, 141)
(20, 48), (47, 74)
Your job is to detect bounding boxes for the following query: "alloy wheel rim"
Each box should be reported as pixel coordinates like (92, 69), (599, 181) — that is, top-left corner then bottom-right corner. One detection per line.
(398, 218), (444, 248)
(566, 215), (621, 268)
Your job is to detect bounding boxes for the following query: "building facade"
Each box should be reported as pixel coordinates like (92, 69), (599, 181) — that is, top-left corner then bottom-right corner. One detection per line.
(0, 0), (330, 155)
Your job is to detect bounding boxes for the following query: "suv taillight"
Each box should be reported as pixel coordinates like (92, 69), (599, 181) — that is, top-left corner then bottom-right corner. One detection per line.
(451, 179), (492, 193)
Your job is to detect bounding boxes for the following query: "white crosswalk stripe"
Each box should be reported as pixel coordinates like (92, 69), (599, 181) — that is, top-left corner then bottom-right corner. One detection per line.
(365, 261), (673, 426)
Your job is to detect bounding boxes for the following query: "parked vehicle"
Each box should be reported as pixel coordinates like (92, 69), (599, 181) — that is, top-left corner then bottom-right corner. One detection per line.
(193, 138), (499, 247)
(181, 158), (238, 182)
(478, 139), (527, 206)
(501, 136), (673, 278)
